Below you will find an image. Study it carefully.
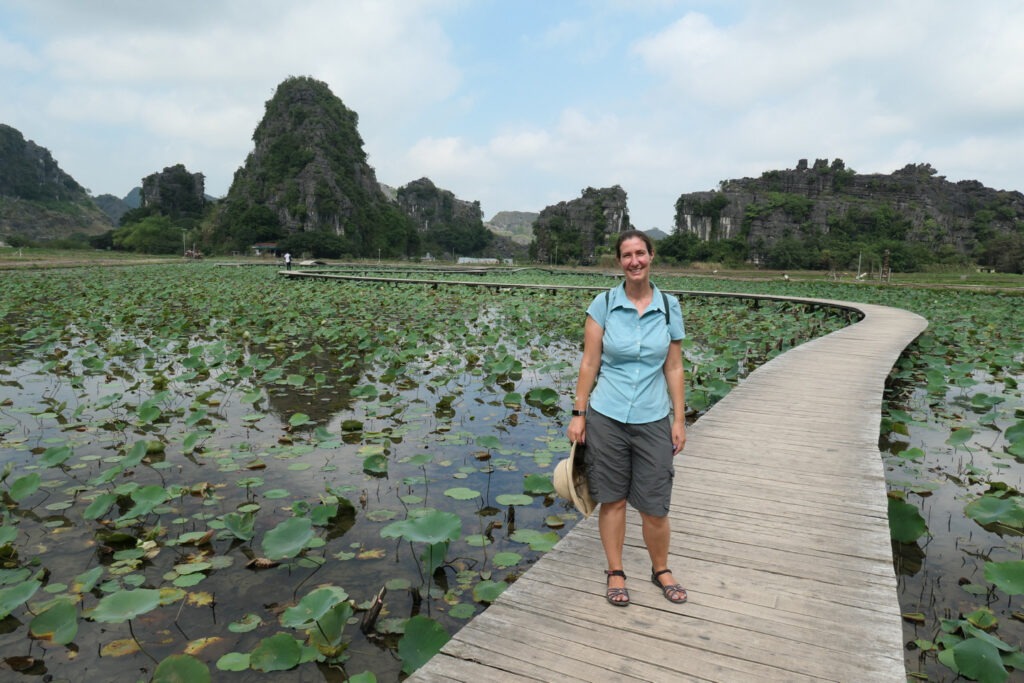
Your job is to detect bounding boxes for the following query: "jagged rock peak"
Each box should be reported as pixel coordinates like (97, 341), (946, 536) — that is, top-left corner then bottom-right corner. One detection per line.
(141, 164), (205, 217)
(213, 76), (418, 257)
(530, 185), (630, 265)
(0, 123), (88, 201)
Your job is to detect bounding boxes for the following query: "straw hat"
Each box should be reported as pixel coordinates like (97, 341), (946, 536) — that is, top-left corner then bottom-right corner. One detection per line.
(553, 442), (595, 518)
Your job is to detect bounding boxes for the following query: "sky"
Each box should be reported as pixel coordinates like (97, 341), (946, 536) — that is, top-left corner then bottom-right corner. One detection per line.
(2, 0), (1023, 231)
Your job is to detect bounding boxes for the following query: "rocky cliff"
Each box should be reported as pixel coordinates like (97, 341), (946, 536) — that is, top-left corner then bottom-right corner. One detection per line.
(141, 164), (205, 217)
(210, 76), (417, 257)
(485, 211), (537, 246)
(396, 177), (491, 256)
(0, 123), (112, 240)
(675, 159), (1024, 263)
(530, 186), (630, 265)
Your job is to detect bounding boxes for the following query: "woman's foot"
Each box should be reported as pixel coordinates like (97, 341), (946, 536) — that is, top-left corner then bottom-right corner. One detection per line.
(605, 569), (630, 606)
(651, 568), (688, 604)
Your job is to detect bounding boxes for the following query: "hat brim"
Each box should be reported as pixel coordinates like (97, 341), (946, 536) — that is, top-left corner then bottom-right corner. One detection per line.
(561, 442), (595, 518)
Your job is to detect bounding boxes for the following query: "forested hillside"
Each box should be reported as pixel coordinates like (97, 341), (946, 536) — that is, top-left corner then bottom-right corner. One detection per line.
(666, 159), (1024, 273)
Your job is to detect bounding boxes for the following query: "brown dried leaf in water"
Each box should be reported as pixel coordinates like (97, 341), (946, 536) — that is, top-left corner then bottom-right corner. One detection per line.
(100, 639), (140, 657)
(245, 557), (279, 569)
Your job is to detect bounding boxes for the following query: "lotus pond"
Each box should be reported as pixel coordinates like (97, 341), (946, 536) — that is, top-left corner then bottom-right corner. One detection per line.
(0, 263), (856, 682)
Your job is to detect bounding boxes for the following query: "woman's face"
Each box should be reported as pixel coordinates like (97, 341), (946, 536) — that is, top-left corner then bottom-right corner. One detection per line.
(617, 236), (652, 283)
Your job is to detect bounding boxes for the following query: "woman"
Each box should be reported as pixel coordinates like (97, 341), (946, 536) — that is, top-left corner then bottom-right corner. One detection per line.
(567, 229), (688, 606)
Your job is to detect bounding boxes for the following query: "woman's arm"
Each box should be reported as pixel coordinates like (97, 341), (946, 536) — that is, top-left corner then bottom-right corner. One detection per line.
(567, 316), (603, 444)
(664, 339), (686, 455)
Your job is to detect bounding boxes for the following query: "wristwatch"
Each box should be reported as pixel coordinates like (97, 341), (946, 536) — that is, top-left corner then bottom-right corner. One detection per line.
(571, 409), (585, 417)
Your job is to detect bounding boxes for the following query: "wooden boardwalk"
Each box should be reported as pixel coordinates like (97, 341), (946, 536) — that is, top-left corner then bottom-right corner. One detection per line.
(409, 297), (927, 682)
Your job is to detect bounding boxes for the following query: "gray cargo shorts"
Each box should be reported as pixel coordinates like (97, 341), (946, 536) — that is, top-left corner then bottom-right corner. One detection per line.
(584, 409), (675, 517)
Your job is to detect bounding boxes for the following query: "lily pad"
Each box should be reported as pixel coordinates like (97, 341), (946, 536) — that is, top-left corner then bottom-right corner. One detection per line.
(153, 654), (211, 683)
(261, 517), (315, 561)
(91, 588), (161, 623)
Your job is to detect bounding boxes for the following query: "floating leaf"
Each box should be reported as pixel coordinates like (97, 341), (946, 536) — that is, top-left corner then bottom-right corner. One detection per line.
(495, 494), (532, 506)
(228, 613), (263, 633)
(444, 487), (480, 501)
(0, 580), (41, 618)
(90, 588), (161, 623)
(946, 428), (974, 449)
(525, 387), (559, 406)
(29, 599), (77, 645)
(380, 510), (462, 544)
(888, 498), (928, 543)
(965, 495), (1024, 530)
(40, 445), (72, 467)
(951, 637), (1008, 683)
(522, 473), (554, 495)
(216, 652), (251, 672)
(9, 473), (41, 502)
(101, 638), (141, 657)
(261, 517), (314, 560)
(985, 560), (1024, 596)
(288, 413), (311, 427)
(492, 552), (522, 568)
(84, 493), (118, 520)
(398, 615), (450, 675)
(152, 654), (211, 683)
(250, 633), (302, 672)
(281, 586), (349, 629)
(473, 579), (508, 603)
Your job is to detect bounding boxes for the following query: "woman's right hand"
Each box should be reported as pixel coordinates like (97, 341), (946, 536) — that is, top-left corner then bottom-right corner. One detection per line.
(567, 415), (586, 444)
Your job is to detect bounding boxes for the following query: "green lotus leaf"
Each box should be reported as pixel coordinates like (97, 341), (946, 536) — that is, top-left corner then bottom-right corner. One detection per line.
(495, 494), (533, 506)
(223, 512), (255, 541)
(40, 444), (72, 467)
(984, 560), (1024, 596)
(280, 586), (349, 629)
(964, 495), (1024, 530)
(30, 599), (78, 645)
(398, 615), (450, 675)
(888, 498), (928, 543)
(522, 473), (554, 495)
(380, 510), (461, 544)
(261, 517), (315, 560)
(472, 579), (508, 603)
(153, 653), (211, 683)
(0, 580), (41, 618)
(444, 487), (480, 501)
(951, 637), (1008, 683)
(215, 652), (251, 671)
(9, 473), (41, 502)
(90, 588), (161, 623)
(249, 633), (302, 672)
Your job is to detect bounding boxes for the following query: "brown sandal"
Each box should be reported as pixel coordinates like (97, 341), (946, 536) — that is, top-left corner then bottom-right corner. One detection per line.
(605, 569), (630, 607)
(652, 568), (688, 604)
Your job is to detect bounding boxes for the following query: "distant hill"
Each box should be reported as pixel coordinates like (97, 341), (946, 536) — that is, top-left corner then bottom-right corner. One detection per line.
(671, 158), (1024, 272)
(0, 123), (113, 241)
(92, 187), (142, 225)
(395, 177), (492, 257)
(486, 211), (537, 246)
(208, 76), (418, 257)
(530, 186), (629, 265)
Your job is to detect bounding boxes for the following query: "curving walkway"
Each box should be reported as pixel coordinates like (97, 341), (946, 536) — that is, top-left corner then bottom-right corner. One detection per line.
(409, 297), (927, 682)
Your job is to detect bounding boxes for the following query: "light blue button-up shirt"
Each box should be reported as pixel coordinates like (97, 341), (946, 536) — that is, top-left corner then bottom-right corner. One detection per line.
(587, 283), (686, 424)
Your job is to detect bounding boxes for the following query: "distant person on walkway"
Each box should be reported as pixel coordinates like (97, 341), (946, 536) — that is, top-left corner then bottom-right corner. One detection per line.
(567, 229), (688, 607)
(284, 252), (292, 270)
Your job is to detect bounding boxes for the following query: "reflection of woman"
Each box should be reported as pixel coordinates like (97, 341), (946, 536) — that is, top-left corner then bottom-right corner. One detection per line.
(567, 230), (688, 606)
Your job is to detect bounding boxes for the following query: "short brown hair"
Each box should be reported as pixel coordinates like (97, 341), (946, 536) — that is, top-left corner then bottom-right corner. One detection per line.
(615, 230), (654, 259)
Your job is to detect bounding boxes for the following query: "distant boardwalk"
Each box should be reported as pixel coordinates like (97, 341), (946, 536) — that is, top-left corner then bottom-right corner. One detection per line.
(410, 297), (927, 682)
